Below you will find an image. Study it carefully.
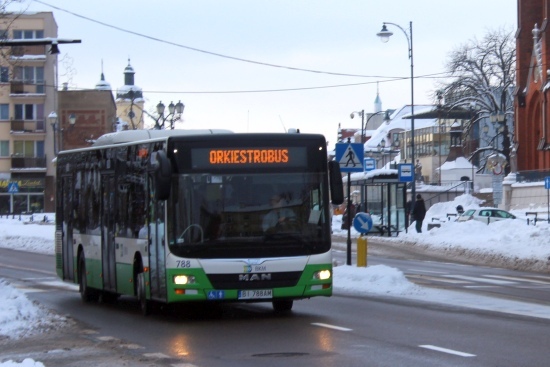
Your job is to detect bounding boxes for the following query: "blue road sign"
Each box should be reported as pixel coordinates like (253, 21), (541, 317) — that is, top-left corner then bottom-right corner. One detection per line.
(364, 158), (376, 171)
(353, 212), (373, 234)
(545, 176), (550, 190)
(7, 182), (19, 194)
(398, 163), (414, 182)
(335, 143), (364, 173)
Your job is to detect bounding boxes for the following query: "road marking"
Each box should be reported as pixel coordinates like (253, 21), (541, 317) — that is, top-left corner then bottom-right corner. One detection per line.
(406, 269), (447, 274)
(443, 275), (516, 285)
(419, 345), (476, 357)
(0, 262), (55, 275)
(311, 323), (352, 331)
(143, 352), (172, 359)
(485, 275), (550, 284)
(406, 275), (470, 284)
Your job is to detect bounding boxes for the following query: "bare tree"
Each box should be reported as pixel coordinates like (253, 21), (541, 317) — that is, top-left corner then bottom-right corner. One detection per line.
(436, 27), (516, 174)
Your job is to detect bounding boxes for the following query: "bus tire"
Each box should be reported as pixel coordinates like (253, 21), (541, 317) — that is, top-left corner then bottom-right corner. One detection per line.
(79, 254), (99, 303)
(272, 299), (293, 312)
(137, 271), (151, 316)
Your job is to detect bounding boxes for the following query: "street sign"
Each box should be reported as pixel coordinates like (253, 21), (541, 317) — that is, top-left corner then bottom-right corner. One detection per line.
(545, 176), (550, 190)
(364, 158), (376, 172)
(7, 182), (19, 194)
(353, 212), (373, 234)
(335, 143), (364, 173)
(398, 163), (414, 182)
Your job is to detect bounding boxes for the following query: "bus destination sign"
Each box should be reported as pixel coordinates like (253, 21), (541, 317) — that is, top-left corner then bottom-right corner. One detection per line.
(192, 147), (306, 168)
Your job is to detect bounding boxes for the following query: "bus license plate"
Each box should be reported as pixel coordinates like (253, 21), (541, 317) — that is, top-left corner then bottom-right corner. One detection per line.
(238, 289), (273, 300)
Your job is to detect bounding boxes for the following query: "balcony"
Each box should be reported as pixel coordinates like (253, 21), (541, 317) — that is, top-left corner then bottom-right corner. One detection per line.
(10, 119), (46, 134)
(10, 81), (45, 95)
(9, 45), (47, 57)
(10, 156), (47, 170)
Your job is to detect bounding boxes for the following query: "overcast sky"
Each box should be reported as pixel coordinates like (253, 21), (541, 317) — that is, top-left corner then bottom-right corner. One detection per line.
(18, 0), (517, 147)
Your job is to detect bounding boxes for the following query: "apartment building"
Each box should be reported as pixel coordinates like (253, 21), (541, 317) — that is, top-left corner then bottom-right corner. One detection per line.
(0, 12), (57, 214)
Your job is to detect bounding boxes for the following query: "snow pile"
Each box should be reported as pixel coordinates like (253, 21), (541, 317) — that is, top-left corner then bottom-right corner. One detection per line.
(334, 264), (425, 296)
(0, 280), (67, 341)
(0, 359), (44, 367)
(333, 194), (550, 271)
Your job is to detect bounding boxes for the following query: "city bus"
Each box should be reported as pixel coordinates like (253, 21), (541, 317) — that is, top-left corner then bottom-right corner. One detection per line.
(55, 129), (343, 315)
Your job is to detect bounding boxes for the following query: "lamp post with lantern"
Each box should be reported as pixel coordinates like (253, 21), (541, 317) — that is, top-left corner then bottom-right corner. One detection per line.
(48, 111), (76, 154)
(377, 21), (416, 206)
(154, 101), (184, 130)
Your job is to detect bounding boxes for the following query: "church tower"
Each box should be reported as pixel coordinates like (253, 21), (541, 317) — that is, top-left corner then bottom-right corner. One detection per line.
(115, 59), (145, 130)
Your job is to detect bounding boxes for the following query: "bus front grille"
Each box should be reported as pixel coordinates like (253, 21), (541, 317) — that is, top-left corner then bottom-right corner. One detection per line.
(207, 271), (302, 290)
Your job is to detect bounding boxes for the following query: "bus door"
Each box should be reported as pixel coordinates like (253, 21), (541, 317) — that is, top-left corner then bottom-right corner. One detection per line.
(101, 173), (117, 292)
(61, 175), (75, 281)
(149, 185), (167, 301)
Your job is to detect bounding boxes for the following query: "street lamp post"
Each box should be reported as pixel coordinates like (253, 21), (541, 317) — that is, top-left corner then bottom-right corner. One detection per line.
(377, 21), (415, 207)
(350, 109), (389, 146)
(154, 100), (185, 130)
(48, 112), (77, 154)
(48, 111), (59, 155)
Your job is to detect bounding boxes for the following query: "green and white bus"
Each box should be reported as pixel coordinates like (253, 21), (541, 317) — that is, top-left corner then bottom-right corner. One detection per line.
(55, 129), (343, 314)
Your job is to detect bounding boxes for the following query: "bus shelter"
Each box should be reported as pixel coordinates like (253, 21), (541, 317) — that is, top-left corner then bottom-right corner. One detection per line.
(345, 170), (408, 236)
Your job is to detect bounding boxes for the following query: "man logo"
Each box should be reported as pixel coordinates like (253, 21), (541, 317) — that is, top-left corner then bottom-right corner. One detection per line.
(239, 273), (272, 281)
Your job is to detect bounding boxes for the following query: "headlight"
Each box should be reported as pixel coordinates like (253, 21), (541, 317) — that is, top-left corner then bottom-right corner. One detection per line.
(173, 275), (196, 285)
(313, 269), (331, 280)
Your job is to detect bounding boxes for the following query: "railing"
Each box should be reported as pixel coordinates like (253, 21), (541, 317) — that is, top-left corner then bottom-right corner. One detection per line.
(516, 169), (550, 183)
(10, 119), (45, 133)
(11, 156), (47, 169)
(421, 181), (470, 209)
(10, 45), (47, 56)
(10, 81), (45, 94)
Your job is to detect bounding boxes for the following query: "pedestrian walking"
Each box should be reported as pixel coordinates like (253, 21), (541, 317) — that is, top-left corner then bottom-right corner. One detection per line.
(411, 194), (426, 233)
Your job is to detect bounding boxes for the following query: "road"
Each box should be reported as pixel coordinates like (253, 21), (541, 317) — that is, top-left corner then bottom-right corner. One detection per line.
(1, 245), (550, 366)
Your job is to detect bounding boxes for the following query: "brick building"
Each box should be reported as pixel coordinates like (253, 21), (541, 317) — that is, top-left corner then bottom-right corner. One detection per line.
(515, 0), (550, 171)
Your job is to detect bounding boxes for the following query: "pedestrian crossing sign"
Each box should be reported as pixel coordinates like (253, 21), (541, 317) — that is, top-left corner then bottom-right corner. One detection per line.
(335, 143), (364, 173)
(7, 182), (19, 194)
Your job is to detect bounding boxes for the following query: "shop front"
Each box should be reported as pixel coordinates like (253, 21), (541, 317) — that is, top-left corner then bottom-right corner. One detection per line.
(0, 177), (45, 214)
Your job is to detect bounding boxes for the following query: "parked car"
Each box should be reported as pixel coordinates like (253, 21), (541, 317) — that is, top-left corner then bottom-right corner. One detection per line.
(457, 208), (516, 224)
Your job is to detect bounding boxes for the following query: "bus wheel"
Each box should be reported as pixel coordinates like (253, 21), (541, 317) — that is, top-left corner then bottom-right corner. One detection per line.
(79, 254), (99, 303)
(272, 299), (293, 312)
(137, 272), (151, 316)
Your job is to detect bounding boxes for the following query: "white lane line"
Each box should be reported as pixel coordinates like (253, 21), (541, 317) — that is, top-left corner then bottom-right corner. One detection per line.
(443, 275), (516, 285)
(311, 323), (352, 331)
(419, 345), (476, 357)
(485, 275), (550, 284)
(143, 352), (172, 359)
(0, 262), (55, 275)
(406, 269), (447, 274)
(407, 275), (471, 284)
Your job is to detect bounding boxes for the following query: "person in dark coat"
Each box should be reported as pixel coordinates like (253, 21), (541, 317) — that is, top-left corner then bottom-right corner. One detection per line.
(411, 194), (426, 233)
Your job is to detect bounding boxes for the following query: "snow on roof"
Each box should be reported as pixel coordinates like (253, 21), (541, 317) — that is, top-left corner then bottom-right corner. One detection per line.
(440, 157), (476, 171)
(92, 129), (234, 146)
(364, 105), (437, 151)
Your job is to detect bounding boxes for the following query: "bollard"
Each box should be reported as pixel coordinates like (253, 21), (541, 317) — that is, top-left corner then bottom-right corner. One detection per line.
(356, 235), (368, 267)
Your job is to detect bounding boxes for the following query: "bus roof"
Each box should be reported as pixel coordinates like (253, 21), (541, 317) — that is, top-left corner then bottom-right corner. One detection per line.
(92, 129), (234, 147)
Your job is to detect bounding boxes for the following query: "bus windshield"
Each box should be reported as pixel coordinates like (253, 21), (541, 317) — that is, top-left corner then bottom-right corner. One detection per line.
(167, 171), (331, 259)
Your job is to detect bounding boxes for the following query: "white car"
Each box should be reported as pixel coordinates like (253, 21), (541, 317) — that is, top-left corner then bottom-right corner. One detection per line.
(457, 208), (516, 224)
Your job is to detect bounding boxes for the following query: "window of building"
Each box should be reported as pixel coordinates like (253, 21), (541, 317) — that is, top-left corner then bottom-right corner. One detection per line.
(0, 104), (8, 120)
(14, 104), (35, 120)
(13, 66), (44, 93)
(13, 140), (35, 157)
(0, 141), (8, 157)
(0, 67), (8, 83)
(13, 30), (44, 39)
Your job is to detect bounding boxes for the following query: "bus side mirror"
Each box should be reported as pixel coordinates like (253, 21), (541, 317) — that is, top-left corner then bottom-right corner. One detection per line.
(153, 151), (172, 201)
(328, 161), (344, 205)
